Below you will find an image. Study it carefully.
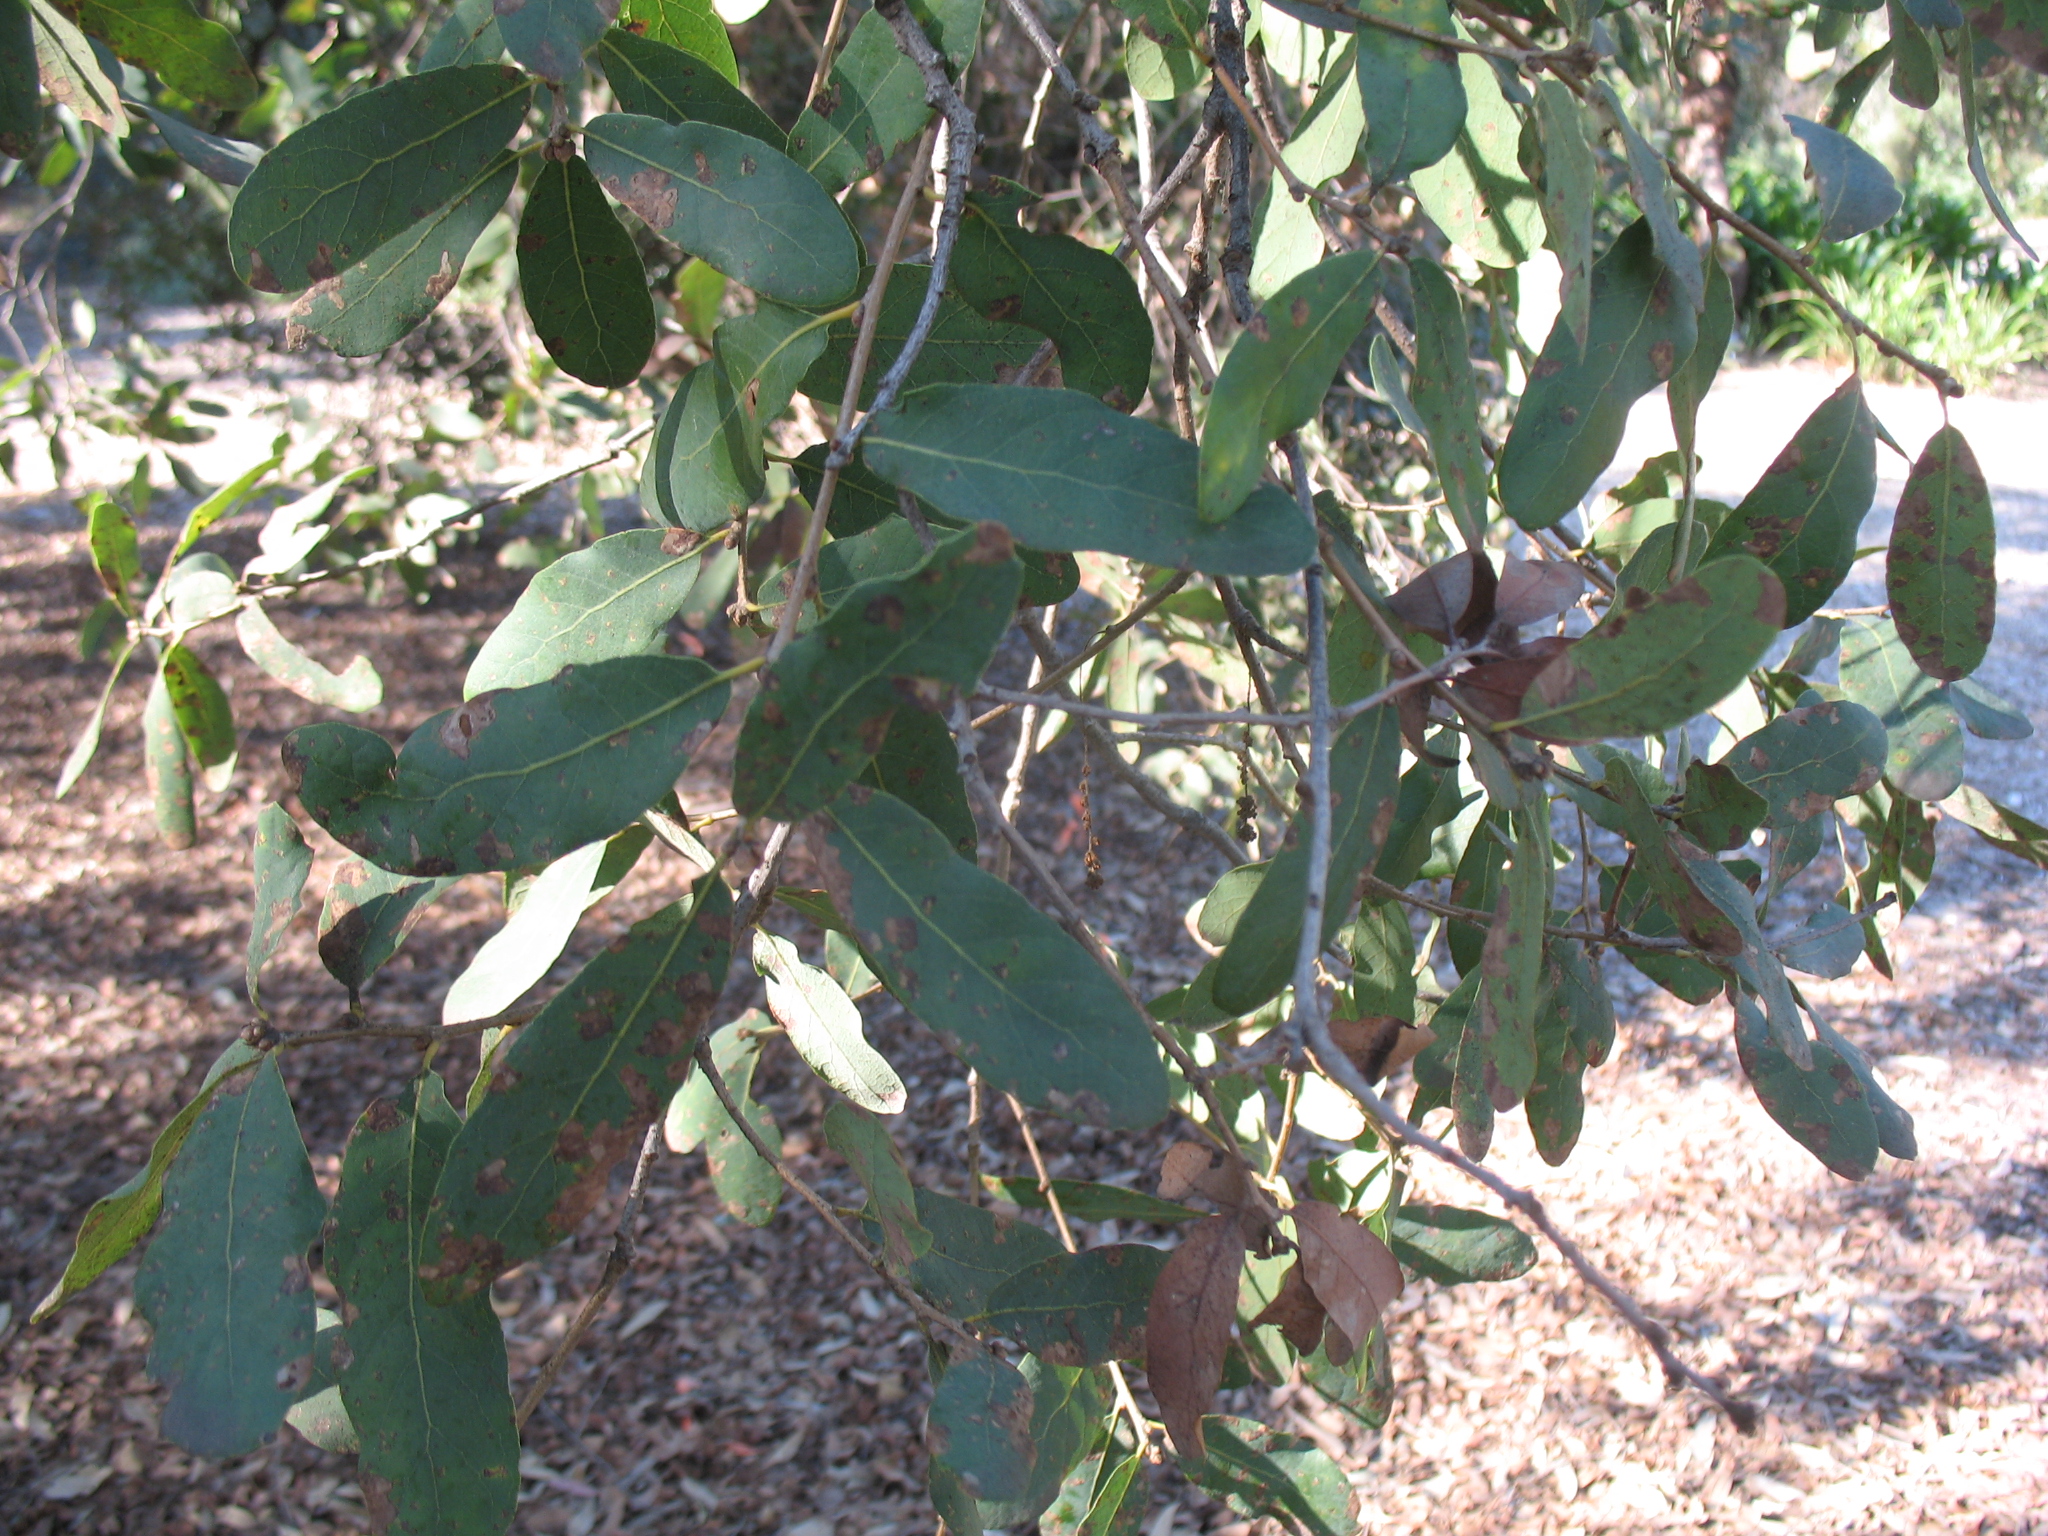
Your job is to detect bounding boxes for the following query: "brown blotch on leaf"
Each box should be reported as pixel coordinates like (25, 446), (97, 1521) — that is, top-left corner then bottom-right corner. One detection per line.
(1251, 1260), (1329, 1354)
(474, 1158), (513, 1197)
(1146, 1212), (1249, 1460)
(439, 693), (498, 760)
(362, 1097), (404, 1134)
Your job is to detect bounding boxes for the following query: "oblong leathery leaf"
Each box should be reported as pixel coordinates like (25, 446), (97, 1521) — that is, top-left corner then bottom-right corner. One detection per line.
(283, 654), (732, 876)
(1592, 81), (1705, 315)
(583, 111), (861, 307)
(235, 604), (383, 712)
(951, 195), (1152, 409)
(286, 153), (518, 357)
(827, 1100), (933, 1274)
(161, 642), (235, 792)
(1840, 614), (1965, 801)
(229, 66), (532, 294)
(519, 153), (656, 388)
(32, 1041), (264, 1322)
(247, 805), (312, 1017)
(1886, 424), (1996, 682)
(733, 526), (1021, 821)
(331, 1075), (518, 1536)
(1198, 248), (1383, 521)
(1212, 702), (1403, 1013)
(820, 786), (1170, 1129)
(62, 0), (258, 109)
(421, 0), (501, 68)
(904, 1188), (1065, 1316)
(1731, 989), (1879, 1179)
(1939, 784), (2047, 869)
(598, 28), (784, 146)
(1512, 555), (1784, 742)
(318, 858), (456, 998)
(976, 1245), (1171, 1366)
(786, 0), (982, 189)
(757, 931), (907, 1113)
(619, 0), (736, 82)
(86, 491), (141, 612)
(863, 385), (1317, 576)
(423, 884), (732, 1301)
(29, 0), (124, 138)
(647, 346), (760, 531)
(1387, 1202), (1536, 1284)
(1532, 78), (1596, 355)
(1352, 0), (1466, 185)
(498, 0), (611, 79)
(1785, 114), (1903, 241)
(466, 528), (704, 695)
(135, 1054), (326, 1457)
(1496, 219), (1698, 531)
(1702, 374), (1875, 627)
(1668, 254), (1734, 466)
(1251, 40), (1363, 298)
(1182, 1415), (1357, 1536)
(665, 1010), (783, 1224)
(1411, 44), (1541, 268)
(1777, 902), (1865, 979)
(860, 704), (979, 858)
(978, 1357), (1107, 1531)
(1407, 257), (1488, 546)
(801, 262), (1043, 409)
(1949, 677), (2032, 741)
(1727, 695), (1887, 831)
(928, 1353), (1038, 1510)
(442, 839), (609, 1025)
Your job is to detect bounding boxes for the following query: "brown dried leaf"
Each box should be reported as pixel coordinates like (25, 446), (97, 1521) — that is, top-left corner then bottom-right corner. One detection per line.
(1386, 550), (1497, 643)
(1293, 1199), (1404, 1367)
(1146, 1213), (1248, 1460)
(1157, 1140), (1253, 1210)
(1326, 1015), (1437, 1083)
(1493, 556), (1587, 629)
(1453, 637), (1574, 725)
(1249, 1260), (1328, 1355)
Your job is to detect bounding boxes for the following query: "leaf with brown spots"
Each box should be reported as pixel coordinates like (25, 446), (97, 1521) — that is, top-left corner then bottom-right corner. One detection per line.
(974, 1244), (1170, 1366)
(1146, 1213), (1250, 1460)
(1497, 219), (1699, 532)
(1731, 989), (1903, 1181)
(1887, 424), (1997, 683)
(1513, 555), (1785, 743)
(663, 1010), (782, 1225)
(134, 1055), (327, 1456)
(421, 883), (732, 1302)
(229, 65), (531, 294)
(582, 111), (860, 306)
(1407, 257), (1493, 547)
(1197, 248), (1384, 522)
(285, 653), (731, 876)
(1726, 691), (1887, 888)
(1292, 1199), (1404, 1365)
(734, 525), (1021, 821)
(818, 787), (1171, 1129)
(926, 1351), (1039, 1516)
(1702, 375), (1876, 627)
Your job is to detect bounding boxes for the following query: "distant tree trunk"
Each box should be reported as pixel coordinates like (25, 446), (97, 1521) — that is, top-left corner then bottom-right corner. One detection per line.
(1675, 4), (1747, 299)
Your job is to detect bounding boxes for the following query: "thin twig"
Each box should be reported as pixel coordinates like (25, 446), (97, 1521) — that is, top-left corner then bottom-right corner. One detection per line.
(692, 1037), (982, 1348)
(767, 126), (936, 660)
(804, 0), (854, 109)
(275, 1004), (543, 1051)
(515, 1123), (663, 1429)
(1304, 1013), (1759, 1430)
(971, 571), (1193, 727)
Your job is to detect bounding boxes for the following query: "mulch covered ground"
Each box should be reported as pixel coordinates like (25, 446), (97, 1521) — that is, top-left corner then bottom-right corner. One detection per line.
(4, 478), (2045, 1536)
